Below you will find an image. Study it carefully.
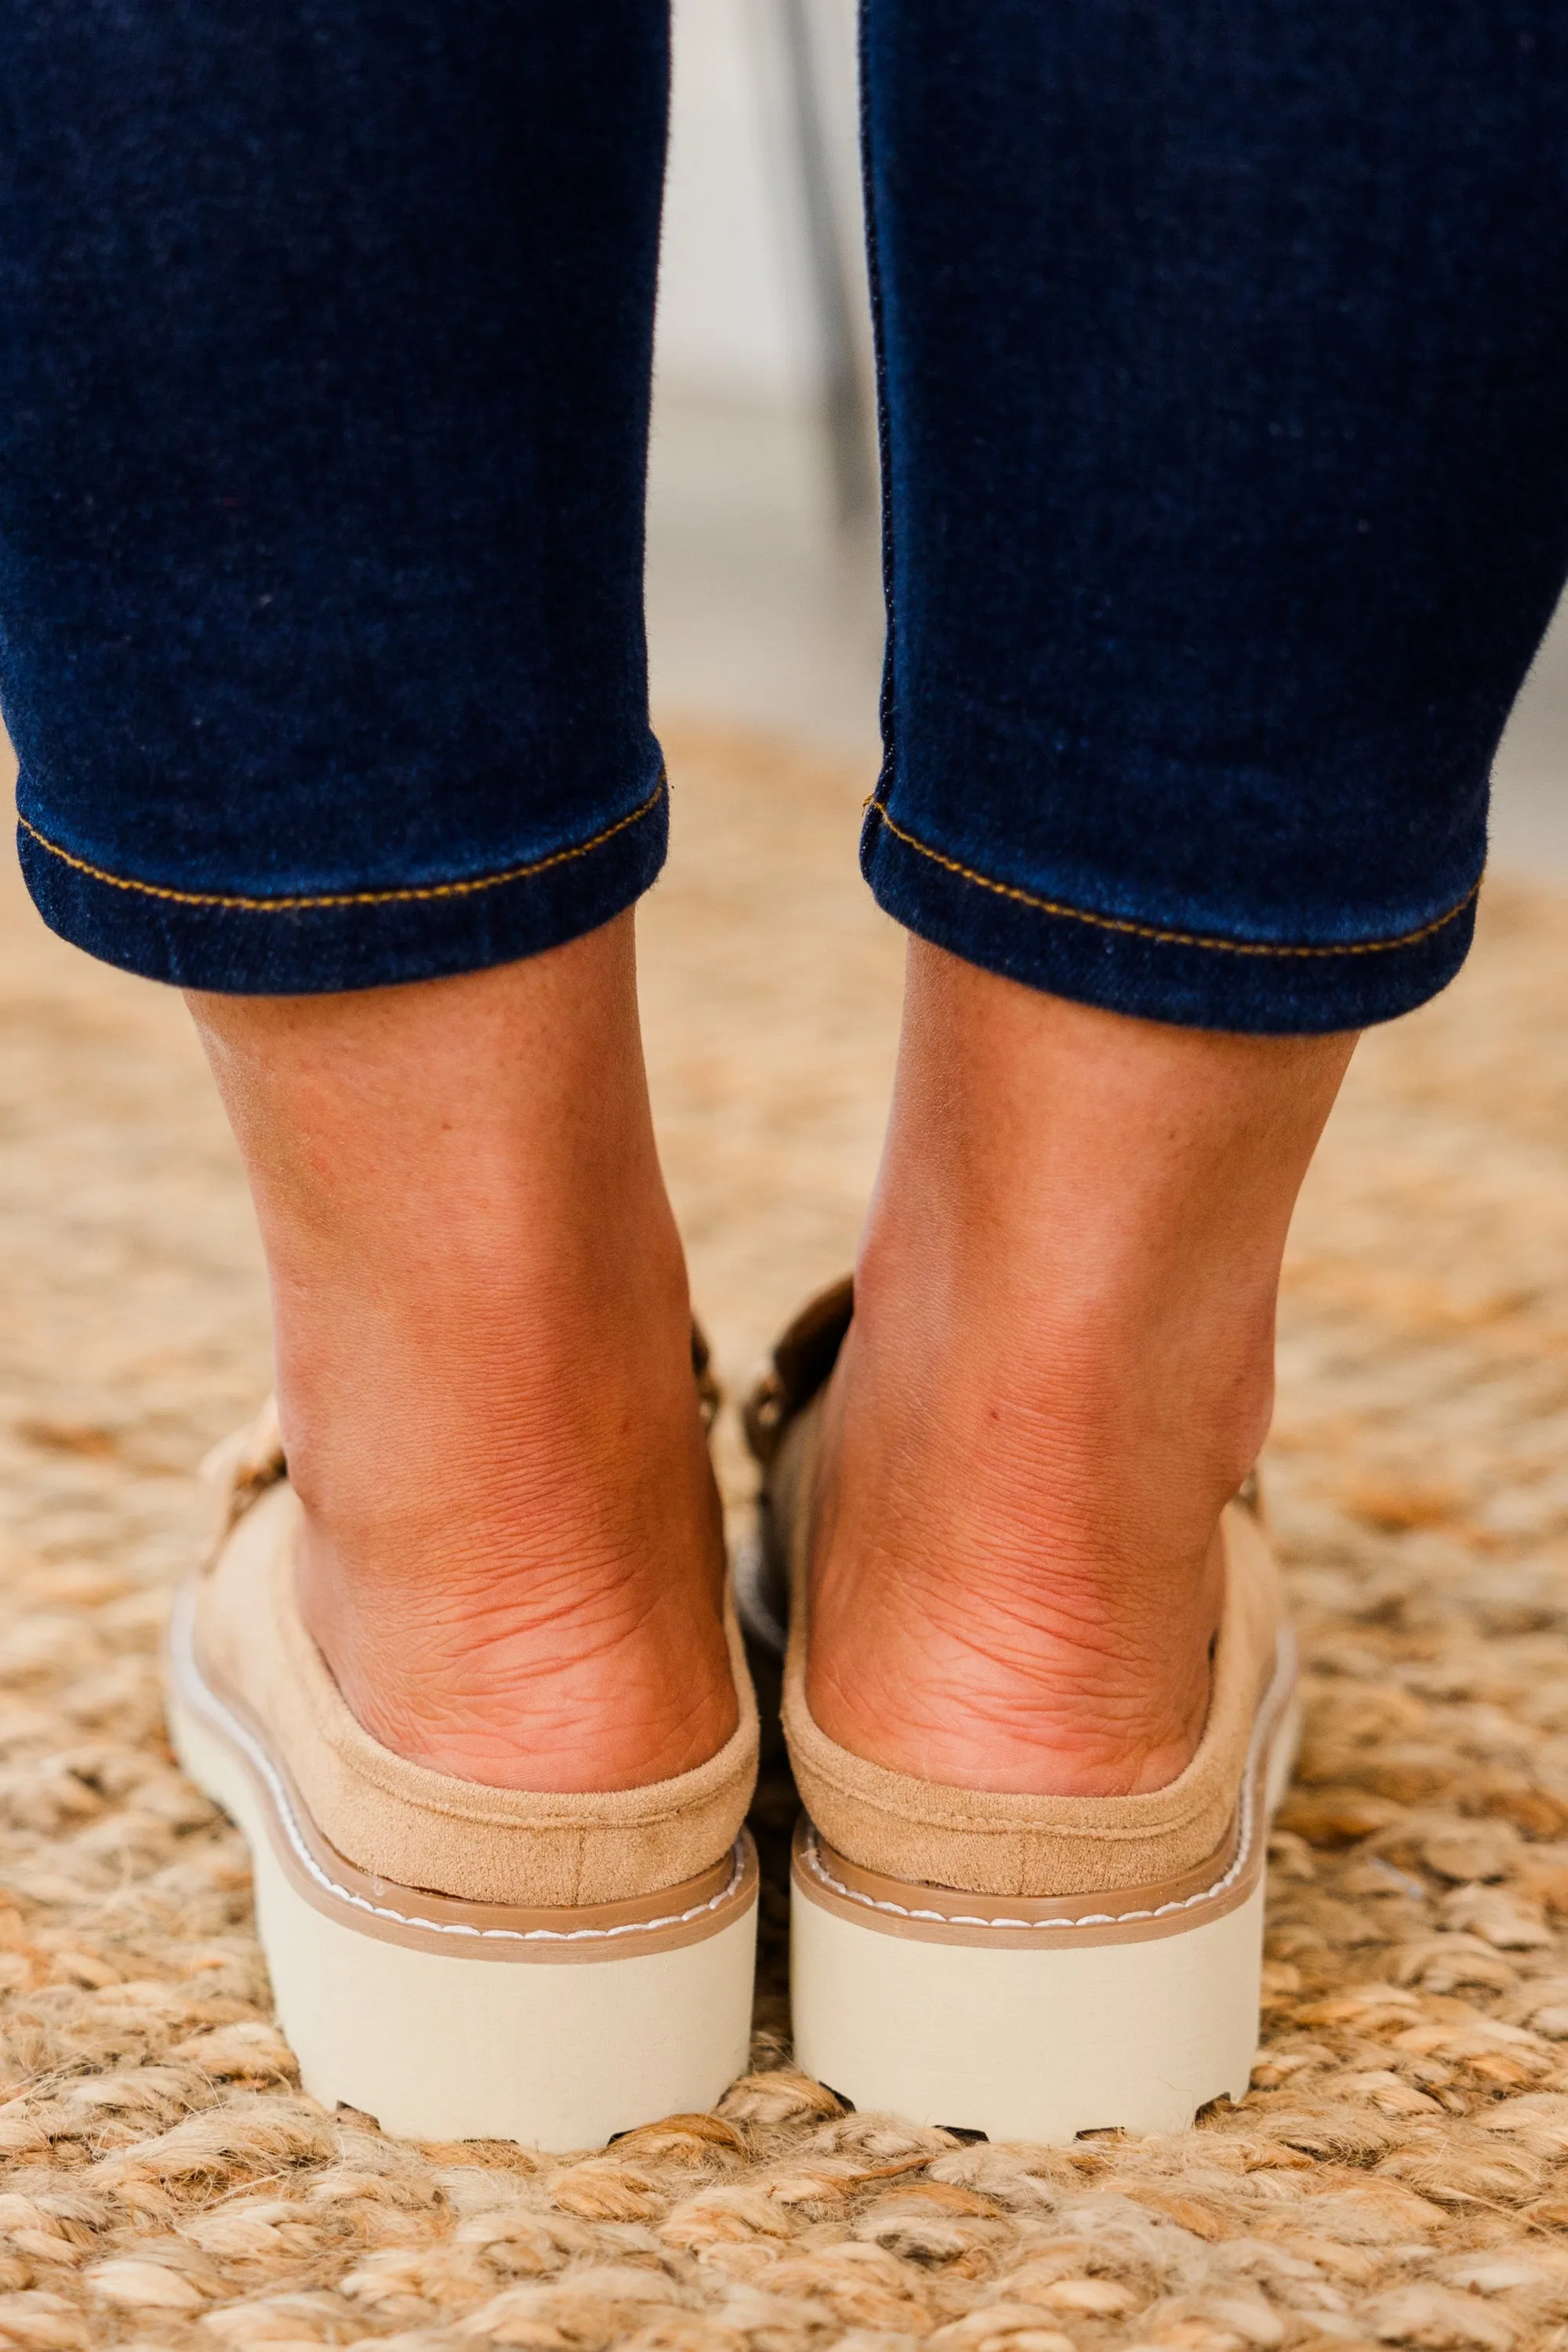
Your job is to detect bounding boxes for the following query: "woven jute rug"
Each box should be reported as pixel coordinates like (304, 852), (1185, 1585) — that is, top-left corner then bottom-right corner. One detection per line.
(3, 721), (1568, 2351)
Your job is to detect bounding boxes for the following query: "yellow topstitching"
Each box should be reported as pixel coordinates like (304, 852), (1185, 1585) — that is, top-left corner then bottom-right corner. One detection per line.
(864, 797), (1481, 960)
(15, 777), (665, 915)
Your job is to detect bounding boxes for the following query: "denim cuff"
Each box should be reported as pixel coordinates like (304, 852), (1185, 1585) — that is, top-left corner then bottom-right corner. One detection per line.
(16, 779), (668, 996)
(861, 797), (1481, 1036)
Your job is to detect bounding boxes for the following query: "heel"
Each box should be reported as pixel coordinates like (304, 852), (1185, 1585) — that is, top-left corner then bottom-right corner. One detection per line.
(167, 1592), (758, 2150)
(790, 1817), (1262, 2141)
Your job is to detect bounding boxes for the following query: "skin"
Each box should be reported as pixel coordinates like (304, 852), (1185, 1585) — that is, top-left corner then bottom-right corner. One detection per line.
(190, 917), (1356, 1798)
(806, 939), (1356, 1795)
(190, 913), (736, 1792)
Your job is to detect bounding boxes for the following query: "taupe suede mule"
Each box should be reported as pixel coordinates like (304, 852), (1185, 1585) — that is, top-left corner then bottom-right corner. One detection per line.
(166, 1338), (759, 2151)
(742, 1278), (1300, 2143)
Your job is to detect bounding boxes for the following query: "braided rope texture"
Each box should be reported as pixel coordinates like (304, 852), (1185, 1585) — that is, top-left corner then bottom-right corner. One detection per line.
(2, 724), (1568, 2350)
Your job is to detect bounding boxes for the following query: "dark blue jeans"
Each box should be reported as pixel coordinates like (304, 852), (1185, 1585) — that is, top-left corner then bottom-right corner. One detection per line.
(2, 3), (1566, 1032)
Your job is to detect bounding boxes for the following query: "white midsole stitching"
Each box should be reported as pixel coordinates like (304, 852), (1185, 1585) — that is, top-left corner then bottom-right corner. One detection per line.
(799, 1623), (1297, 1933)
(168, 1584), (746, 1947)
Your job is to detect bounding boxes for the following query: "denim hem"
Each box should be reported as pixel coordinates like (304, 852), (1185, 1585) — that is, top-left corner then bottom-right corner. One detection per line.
(861, 797), (1480, 1034)
(16, 778), (669, 996)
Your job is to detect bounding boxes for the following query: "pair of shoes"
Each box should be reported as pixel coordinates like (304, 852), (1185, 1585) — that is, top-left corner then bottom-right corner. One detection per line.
(165, 1286), (1299, 2151)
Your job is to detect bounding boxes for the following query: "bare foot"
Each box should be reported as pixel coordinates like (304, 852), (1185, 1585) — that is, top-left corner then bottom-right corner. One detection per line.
(805, 941), (1354, 1798)
(190, 914), (737, 1793)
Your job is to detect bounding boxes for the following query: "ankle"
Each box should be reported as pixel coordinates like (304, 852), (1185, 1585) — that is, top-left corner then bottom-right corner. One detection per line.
(189, 921), (739, 1793)
(293, 1454), (735, 1792)
(276, 1247), (738, 1790)
(802, 943), (1353, 1798)
(804, 1299), (1236, 1796)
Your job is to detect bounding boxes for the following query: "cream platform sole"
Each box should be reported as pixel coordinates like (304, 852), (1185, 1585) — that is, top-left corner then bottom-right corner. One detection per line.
(167, 1583), (759, 2150)
(789, 1628), (1300, 2143)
